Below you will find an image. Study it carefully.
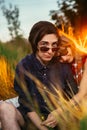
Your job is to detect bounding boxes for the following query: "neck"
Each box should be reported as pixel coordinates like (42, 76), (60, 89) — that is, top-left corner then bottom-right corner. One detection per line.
(36, 55), (49, 66)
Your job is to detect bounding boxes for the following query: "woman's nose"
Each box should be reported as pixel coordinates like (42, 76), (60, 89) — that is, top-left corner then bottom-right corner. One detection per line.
(61, 56), (67, 61)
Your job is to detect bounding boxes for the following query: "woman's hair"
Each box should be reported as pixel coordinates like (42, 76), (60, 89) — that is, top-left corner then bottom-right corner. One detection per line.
(28, 21), (60, 54)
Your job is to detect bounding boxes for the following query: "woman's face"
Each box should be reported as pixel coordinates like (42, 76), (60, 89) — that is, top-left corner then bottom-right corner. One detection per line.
(59, 47), (74, 63)
(36, 34), (58, 65)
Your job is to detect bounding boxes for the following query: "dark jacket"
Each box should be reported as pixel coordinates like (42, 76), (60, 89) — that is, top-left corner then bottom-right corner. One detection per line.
(14, 54), (78, 118)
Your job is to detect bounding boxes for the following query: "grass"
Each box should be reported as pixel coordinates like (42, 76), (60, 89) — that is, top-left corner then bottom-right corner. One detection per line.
(0, 38), (87, 129)
(0, 56), (17, 100)
(19, 69), (87, 130)
(0, 55), (87, 130)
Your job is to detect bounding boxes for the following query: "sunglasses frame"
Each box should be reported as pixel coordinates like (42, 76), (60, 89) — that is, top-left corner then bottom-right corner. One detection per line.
(39, 46), (58, 52)
(58, 46), (68, 56)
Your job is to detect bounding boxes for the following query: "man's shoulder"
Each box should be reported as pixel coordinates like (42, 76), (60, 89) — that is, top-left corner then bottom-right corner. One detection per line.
(16, 54), (34, 71)
(54, 61), (70, 68)
(21, 54), (32, 63)
(18, 54), (33, 66)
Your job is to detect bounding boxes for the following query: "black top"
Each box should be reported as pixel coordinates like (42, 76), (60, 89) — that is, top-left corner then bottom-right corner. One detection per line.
(14, 54), (78, 117)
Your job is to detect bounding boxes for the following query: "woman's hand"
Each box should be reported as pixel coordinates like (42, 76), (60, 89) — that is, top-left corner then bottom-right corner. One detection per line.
(41, 112), (57, 128)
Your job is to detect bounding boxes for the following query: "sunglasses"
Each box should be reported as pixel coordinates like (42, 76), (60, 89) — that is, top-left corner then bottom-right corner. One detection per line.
(58, 47), (68, 56)
(39, 46), (58, 52)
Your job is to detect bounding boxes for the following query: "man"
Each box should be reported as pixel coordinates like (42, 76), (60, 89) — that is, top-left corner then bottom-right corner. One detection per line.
(0, 21), (78, 130)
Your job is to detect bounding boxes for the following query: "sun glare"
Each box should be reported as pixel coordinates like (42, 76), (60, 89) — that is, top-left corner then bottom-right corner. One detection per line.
(59, 26), (87, 55)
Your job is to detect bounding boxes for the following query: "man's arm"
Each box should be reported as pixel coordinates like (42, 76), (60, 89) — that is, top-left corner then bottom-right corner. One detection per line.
(27, 111), (48, 130)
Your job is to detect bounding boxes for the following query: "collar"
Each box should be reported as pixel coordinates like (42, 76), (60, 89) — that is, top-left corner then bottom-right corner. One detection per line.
(32, 54), (48, 70)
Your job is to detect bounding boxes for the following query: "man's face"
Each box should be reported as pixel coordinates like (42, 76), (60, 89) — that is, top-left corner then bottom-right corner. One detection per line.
(59, 46), (74, 63)
(36, 34), (58, 64)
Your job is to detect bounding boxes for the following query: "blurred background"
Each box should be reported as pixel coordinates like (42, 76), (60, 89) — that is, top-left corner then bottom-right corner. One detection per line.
(0, 0), (87, 100)
(0, 1), (87, 130)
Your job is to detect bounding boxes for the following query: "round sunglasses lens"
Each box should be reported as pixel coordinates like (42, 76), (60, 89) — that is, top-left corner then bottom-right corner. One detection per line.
(40, 47), (49, 52)
(59, 50), (68, 56)
(52, 48), (58, 52)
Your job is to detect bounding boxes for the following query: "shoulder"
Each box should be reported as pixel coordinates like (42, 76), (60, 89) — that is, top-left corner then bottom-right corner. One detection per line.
(16, 54), (34, 71)
(56, 62), (71, 69)
(58, 62), (72, 75)
(50, 61), (71, 71)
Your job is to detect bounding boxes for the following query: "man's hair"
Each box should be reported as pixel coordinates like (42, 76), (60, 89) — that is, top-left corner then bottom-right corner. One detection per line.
(28, 21), (60, 54)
